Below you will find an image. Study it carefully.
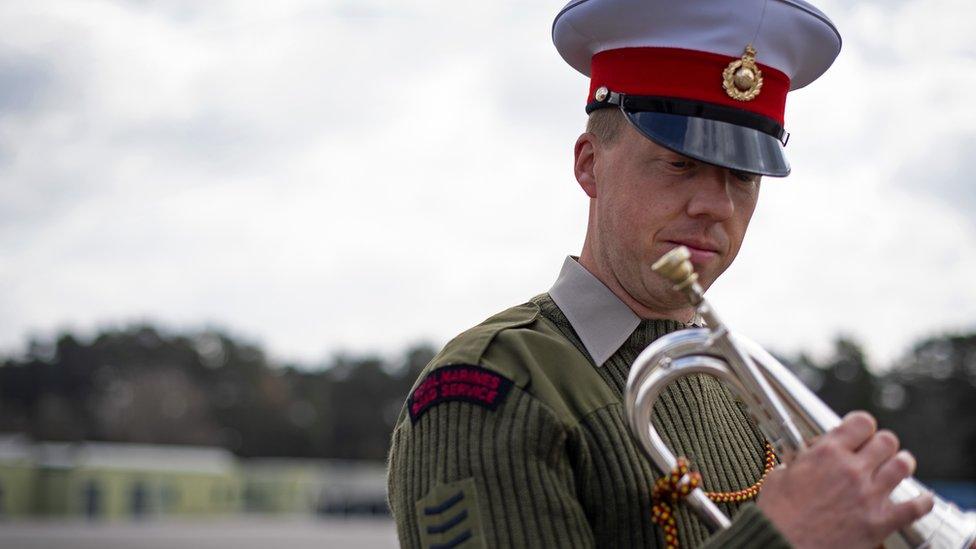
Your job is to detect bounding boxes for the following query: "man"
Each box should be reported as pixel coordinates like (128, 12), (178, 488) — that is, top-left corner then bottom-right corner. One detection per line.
(388, 0), (935, 547)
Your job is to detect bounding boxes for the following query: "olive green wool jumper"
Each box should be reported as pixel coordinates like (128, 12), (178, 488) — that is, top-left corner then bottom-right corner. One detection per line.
(387, 293), (791, 548)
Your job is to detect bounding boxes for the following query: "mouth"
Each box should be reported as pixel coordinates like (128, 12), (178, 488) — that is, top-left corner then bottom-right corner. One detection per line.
(663, 240), (720, 265)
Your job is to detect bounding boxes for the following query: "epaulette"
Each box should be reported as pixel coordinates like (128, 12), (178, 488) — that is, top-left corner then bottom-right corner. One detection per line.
(398, 301), (617, 428)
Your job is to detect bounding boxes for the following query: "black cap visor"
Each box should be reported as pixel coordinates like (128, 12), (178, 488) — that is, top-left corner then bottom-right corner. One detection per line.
(623, 110), (791, 177)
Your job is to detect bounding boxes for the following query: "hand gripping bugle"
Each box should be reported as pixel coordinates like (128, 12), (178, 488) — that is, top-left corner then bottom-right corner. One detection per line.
(624, 246), (976, 548)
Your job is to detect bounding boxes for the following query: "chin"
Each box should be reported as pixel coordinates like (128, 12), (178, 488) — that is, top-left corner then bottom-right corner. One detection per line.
(695, 267), (726, 292)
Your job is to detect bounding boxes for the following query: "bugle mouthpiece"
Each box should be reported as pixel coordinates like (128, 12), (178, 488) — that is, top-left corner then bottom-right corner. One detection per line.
(652, 246), (699, 291)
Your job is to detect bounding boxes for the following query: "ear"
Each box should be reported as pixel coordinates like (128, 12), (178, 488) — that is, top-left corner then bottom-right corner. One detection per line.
(574, 133), (598, 198)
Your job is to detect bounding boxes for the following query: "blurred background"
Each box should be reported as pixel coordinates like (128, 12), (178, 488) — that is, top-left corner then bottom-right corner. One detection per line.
(0, 0), (974, 547)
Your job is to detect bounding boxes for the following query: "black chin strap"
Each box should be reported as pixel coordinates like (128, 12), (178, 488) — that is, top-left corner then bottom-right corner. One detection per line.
(587, 92), (789, 146)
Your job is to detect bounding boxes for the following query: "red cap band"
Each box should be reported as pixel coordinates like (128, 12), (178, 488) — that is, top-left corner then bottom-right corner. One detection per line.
(589, 47), (790, 125)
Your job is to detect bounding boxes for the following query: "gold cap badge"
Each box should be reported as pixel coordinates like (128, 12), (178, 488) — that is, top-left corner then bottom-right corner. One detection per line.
(723, 45), (763, 101)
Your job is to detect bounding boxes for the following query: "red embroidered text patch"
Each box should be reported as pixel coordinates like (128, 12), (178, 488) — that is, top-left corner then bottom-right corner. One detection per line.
(408, 364), (514, 423)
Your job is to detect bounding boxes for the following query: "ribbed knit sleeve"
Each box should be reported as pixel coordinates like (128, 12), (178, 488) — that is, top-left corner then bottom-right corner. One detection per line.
(387, 385), (595, 548)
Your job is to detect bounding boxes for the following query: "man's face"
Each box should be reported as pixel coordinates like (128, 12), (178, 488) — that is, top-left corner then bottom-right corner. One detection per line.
(586, 120), (761, 315)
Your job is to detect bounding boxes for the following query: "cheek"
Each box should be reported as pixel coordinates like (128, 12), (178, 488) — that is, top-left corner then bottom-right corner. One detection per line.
(596, 160), (683, 258)
(732, 183), (760, 212)
(725, 194), (760, 253)
(607, 198), (671, 259)
(735, 191), (759, 225)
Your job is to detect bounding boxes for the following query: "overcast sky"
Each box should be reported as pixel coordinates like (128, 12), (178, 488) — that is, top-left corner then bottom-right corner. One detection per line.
(1, 0), (974, 369)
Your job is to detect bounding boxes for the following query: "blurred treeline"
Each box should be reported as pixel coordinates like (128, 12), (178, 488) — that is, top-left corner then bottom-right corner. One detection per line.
(0, 327), (432, 461)
(0, 326), (974, 479)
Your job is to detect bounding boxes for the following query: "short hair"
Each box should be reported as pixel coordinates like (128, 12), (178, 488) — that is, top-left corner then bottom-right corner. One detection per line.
(585, 108), (625, 145)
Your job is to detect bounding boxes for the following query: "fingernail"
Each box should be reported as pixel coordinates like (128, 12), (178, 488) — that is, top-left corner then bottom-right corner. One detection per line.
(900, 450), (916, 470)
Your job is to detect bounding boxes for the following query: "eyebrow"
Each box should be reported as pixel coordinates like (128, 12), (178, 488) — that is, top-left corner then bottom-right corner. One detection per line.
(647, 150), (693, 163)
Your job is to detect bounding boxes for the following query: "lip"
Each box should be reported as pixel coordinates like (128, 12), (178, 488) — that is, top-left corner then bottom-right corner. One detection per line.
(664, 240), (721, 264)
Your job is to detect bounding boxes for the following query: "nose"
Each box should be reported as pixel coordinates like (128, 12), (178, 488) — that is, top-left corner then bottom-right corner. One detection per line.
(685, 166), (735, 221)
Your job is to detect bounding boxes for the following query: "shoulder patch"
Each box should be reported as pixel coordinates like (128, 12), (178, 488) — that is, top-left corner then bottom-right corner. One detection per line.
(416, 477), (486, 549)
(408, 364), (514, 423)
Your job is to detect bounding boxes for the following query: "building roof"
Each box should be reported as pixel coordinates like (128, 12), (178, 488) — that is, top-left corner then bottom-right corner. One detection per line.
(36, 441), (237, 475)
(0, 434), (34, 463)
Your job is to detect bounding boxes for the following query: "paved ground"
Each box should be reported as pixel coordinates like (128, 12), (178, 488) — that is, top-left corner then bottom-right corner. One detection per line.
(0, 517), (398, 549)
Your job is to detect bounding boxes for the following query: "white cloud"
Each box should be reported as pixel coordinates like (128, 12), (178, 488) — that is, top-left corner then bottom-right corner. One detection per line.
(1, 0), (974, 369)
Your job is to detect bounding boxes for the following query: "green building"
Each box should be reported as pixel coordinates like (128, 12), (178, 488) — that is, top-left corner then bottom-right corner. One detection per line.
(0, 436), (387, 520)
(0, 435), (37, 518)
(241, 459), (387, 515)
(0, 436), (239, 520)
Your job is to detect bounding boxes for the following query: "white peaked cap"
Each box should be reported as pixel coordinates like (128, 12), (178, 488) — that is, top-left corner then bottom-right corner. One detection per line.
(550, 0), (842, 176)
(553, 0), (841, 90)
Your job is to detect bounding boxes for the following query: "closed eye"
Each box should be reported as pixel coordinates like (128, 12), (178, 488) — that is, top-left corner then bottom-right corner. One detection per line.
(668, 160), (697, 170)
(730, 169), (759, 183)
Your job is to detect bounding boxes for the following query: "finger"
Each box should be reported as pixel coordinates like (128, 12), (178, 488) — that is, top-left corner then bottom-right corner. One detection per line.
(879, 492), (934, 535)
(857, 430), (899, 472)
(831, 411), (877, 451)
(872, 450), (916, 495)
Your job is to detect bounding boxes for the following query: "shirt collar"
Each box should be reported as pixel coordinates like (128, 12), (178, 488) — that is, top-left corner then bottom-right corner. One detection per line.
(548, 256), (641, 367)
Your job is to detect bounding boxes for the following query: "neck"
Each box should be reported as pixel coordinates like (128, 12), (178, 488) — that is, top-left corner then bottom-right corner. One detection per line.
(577, 246), (697, 325)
